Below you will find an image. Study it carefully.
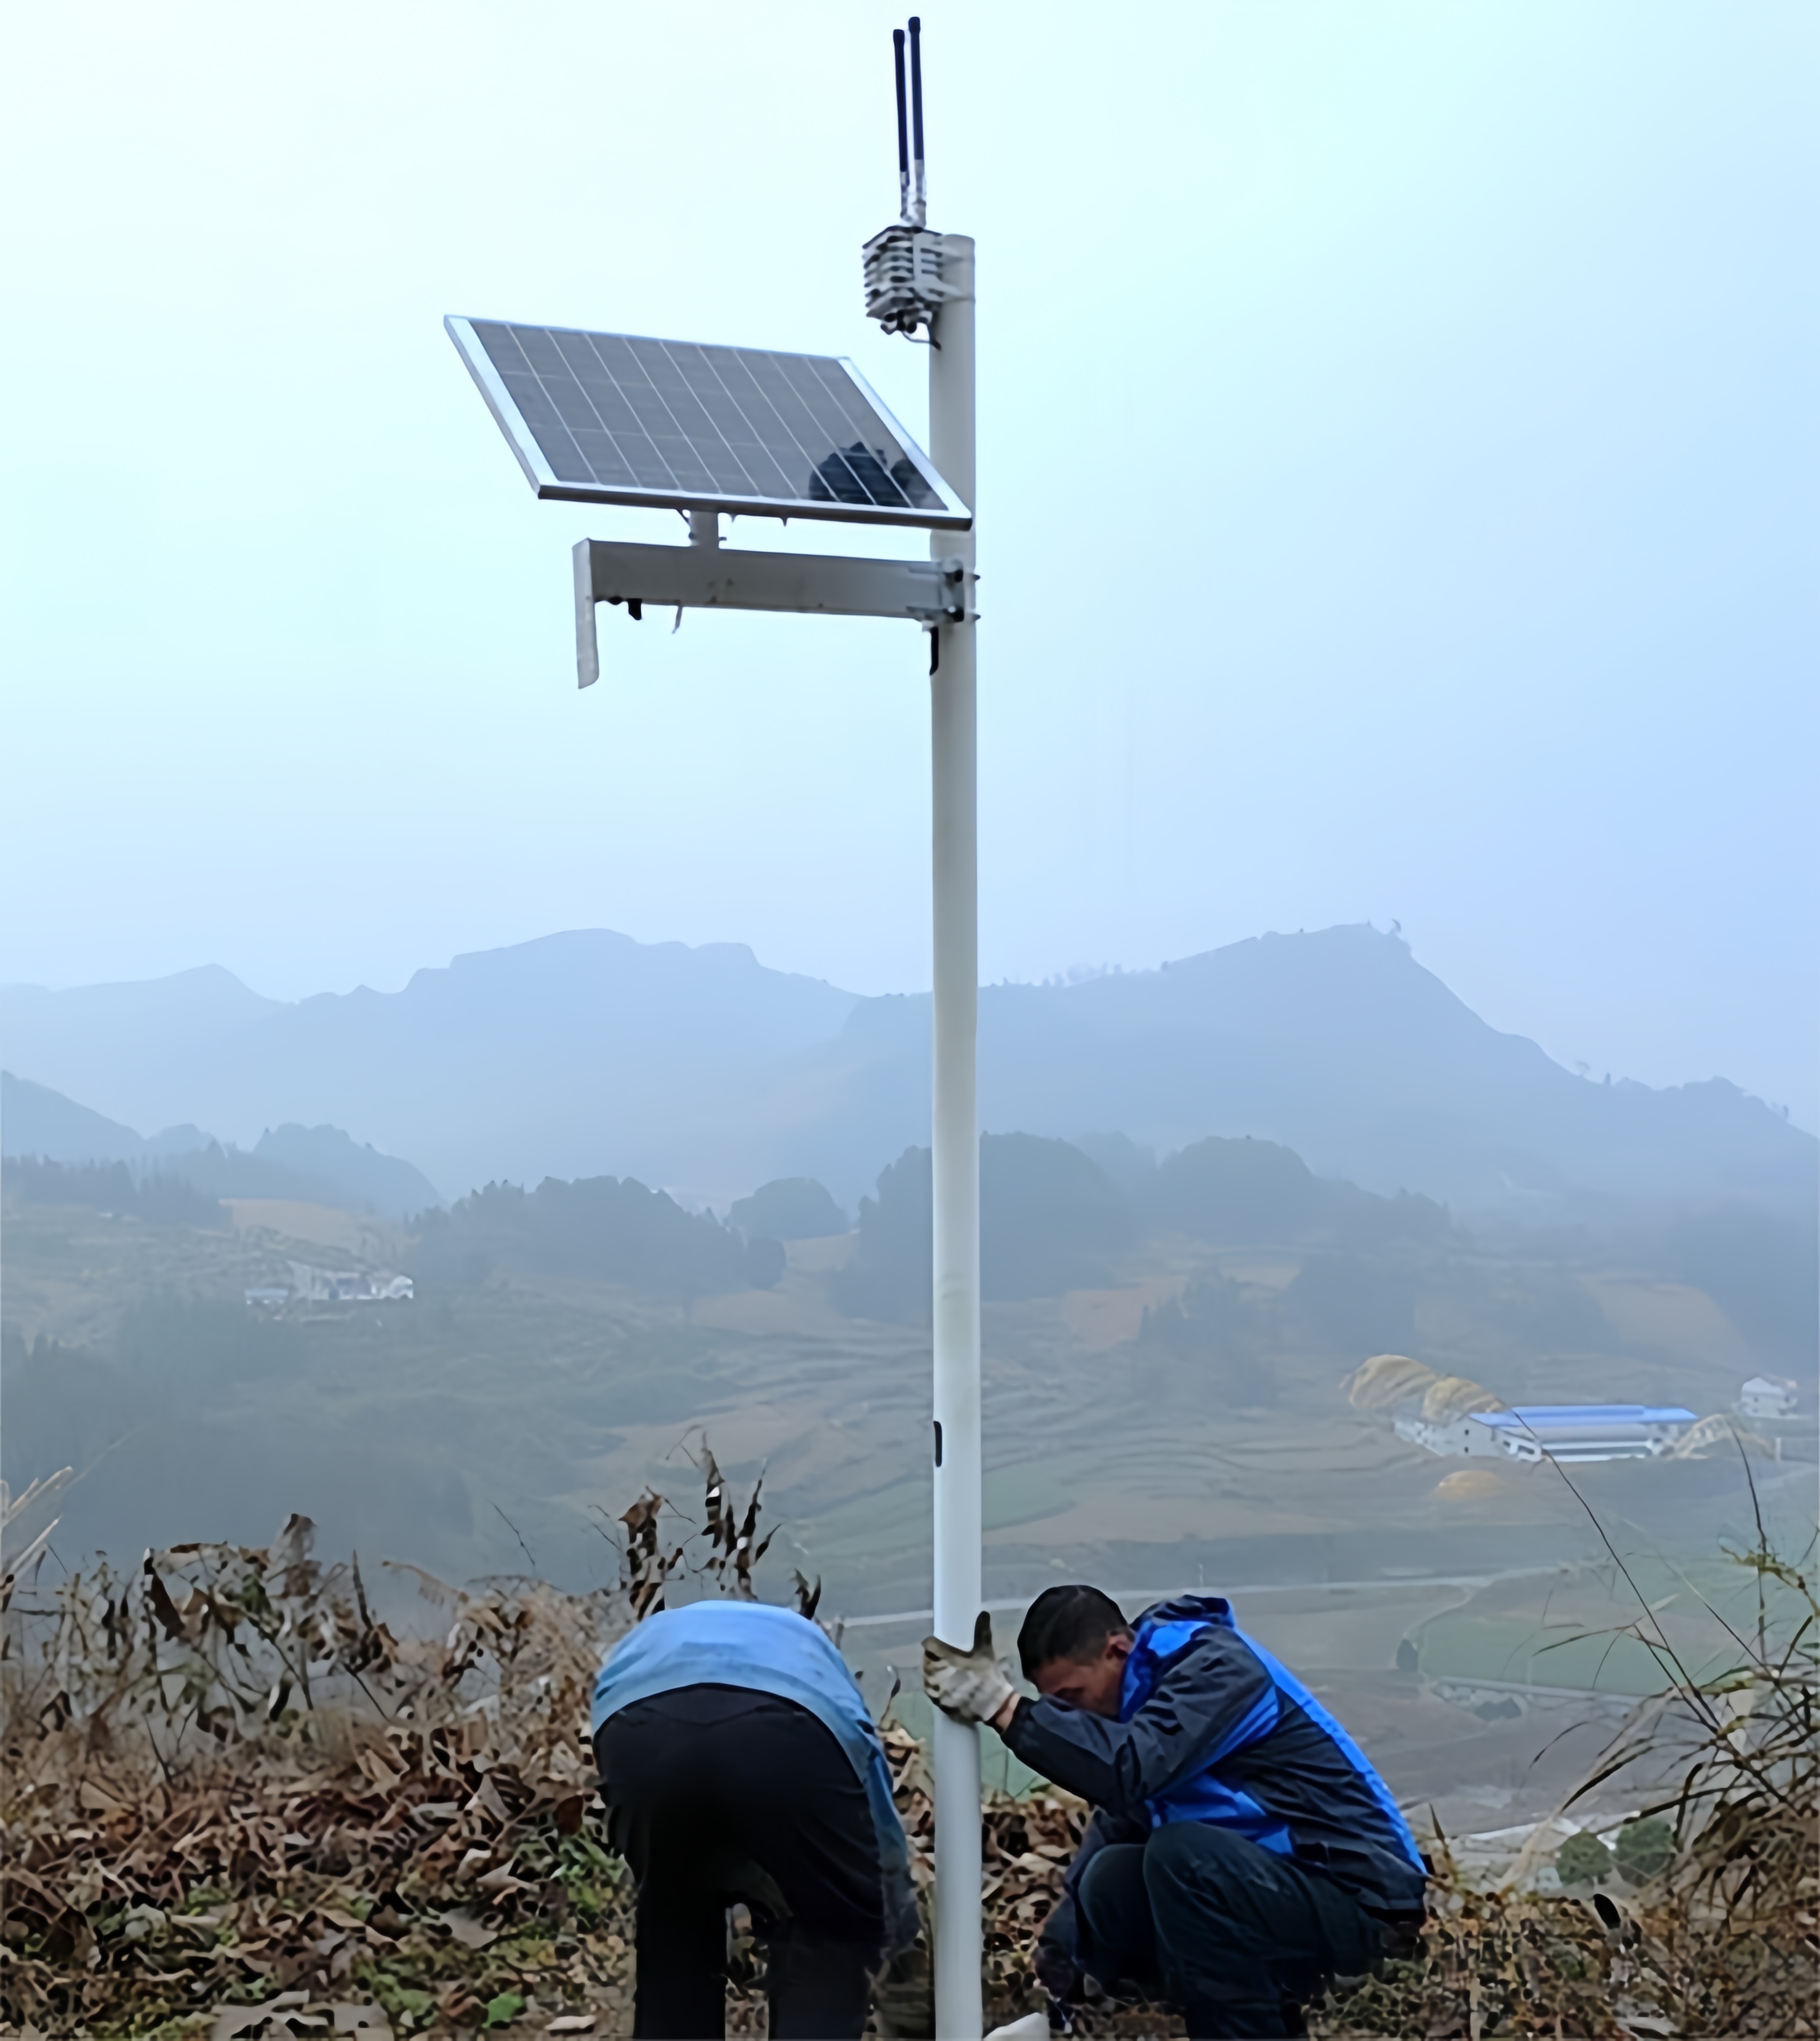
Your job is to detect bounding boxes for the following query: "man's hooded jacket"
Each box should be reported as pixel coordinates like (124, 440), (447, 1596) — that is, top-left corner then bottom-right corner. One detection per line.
(1000, 1596), (1427, 1965)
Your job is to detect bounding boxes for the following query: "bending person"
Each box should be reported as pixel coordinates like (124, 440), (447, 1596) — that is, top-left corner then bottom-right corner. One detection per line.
(594, 1599), (917, 2040)
(924, 1585), (1427, 2040)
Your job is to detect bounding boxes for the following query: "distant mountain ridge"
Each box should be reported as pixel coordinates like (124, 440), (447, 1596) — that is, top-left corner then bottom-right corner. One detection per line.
(2, 931), (856, 1204)
(795, 928), (1814, 1219)
(1, 1071), (442, 1219)
(3, 925), (1810, 1223)
(0, 1071), (201, 1165)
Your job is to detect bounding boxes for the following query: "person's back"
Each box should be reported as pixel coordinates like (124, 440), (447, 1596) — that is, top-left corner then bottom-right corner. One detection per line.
(593, 1601), (914, 2040)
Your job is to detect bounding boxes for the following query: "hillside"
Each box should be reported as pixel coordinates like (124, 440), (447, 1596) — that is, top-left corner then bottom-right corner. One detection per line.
(792, 928), (1815, 1219)
(0, 1069), (209, 1163)
(6, 1113), (1810, 1850)
(5, 1119), (1807, 1600)
(4, 924), (1810, 1221)
(1, 1072), (443, 1219)
(1, 931), (859, 1201)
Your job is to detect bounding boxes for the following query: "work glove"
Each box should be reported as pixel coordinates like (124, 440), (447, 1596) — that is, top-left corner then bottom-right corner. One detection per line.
(921, 1611), (1015, 1725)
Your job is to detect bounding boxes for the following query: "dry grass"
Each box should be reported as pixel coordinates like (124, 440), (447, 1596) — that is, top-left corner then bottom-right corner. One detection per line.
(1, 1511), (623, 2036)
(3, 1453), (1812, 2039)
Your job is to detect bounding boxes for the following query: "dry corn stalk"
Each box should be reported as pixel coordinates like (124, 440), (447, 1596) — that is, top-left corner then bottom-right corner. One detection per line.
(2, 1462), (1812, 2038)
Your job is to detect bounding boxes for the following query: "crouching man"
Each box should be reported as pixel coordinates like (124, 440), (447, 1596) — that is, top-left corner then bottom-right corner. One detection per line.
(593, 1600), (918, 2040)
(924, 1586), (1427, 2040)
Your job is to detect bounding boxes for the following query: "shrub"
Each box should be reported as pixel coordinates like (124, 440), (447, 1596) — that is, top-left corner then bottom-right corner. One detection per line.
(1615, 1814), (1675, 1887)
(1555, 1830), (1613, 1887)
(741, 1235), (786, 1289)
(727, 1177), (846, 1240)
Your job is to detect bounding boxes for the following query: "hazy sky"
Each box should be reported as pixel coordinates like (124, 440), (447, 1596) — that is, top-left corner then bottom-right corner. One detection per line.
(3, 2), (1815, 1125)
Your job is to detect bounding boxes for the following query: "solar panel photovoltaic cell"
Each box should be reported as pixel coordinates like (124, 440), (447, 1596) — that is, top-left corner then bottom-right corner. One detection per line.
(446, 318), (968, 528)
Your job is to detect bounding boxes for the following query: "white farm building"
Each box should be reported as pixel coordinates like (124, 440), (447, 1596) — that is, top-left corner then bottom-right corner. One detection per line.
(1738, 1375), (1800, 1421)
(1399, 1403), (1697, 1464)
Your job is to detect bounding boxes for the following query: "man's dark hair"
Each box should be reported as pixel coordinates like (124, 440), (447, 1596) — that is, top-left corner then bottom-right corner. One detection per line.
(1017, 1585), (1132, 1678)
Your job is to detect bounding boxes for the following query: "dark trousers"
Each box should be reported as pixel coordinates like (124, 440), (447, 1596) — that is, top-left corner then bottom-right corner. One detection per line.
(1076, 1824), (1382, 2039)
(594, 1684), (885, 2040)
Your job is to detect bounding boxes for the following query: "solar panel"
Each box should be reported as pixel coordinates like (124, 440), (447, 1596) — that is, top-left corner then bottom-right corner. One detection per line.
(446, 317), (970, 530)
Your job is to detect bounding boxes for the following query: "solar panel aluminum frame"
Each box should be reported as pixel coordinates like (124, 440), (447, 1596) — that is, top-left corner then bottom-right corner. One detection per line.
(445, 316), (972, 530)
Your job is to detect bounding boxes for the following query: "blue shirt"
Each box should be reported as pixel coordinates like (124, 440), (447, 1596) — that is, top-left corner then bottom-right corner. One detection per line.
(592, 1600), (917, 1946)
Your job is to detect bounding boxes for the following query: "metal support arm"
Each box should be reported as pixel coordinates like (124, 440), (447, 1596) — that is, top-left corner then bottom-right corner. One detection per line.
(572, 539), (970, 686)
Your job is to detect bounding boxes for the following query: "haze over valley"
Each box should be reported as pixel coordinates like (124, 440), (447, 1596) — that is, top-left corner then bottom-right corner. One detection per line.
(5, 917), (1812, 1836)
(3, 922), (1807, 1224)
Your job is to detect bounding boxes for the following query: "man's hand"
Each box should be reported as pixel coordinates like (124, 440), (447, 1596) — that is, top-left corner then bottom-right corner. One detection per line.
(922, 1611), (1017, 1727)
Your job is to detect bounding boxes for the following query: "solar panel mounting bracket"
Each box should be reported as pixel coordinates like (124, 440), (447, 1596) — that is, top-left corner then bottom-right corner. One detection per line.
(572, 539), (972, 687)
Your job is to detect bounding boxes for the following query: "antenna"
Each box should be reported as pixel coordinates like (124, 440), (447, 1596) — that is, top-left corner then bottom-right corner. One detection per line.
(908, 16), (927, 226)
(893, 28), (911, 224)
(864, 18), (948, 333)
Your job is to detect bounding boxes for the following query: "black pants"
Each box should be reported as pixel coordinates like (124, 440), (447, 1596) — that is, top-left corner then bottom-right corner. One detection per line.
(594, 1685), (886, 2040)
(1076, 1825), (1383, 2039)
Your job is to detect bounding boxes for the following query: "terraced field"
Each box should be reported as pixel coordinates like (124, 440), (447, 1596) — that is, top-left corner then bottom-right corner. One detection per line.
(5, 1193), (1796, 1826)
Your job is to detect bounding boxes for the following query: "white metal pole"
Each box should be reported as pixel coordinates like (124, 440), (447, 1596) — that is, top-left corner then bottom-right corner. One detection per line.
(927, 231), (981, 2041)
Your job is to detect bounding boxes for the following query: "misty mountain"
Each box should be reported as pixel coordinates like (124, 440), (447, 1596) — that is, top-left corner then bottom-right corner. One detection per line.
(1, 931), (857, 1206)
(798, 928), (1813, 1223)
(1, 1072), (441, 1220)
(4, 926), (1811, 1225)
(142, 1130), (443, 1219)
(1, 1071), (209, 1165)
(247, 1124), (443, 1219)
(3, 965), (281, 1092)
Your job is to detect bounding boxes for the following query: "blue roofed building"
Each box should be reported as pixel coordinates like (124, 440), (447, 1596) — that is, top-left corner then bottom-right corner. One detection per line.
(1463, 1404), (1696, 1463)
(1395, 1401), (1698, 1462)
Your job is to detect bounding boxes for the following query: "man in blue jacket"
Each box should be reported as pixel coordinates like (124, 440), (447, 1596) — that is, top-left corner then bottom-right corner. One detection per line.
(593, 1600), (917, 2040)
(924, 1585), (1426, 2039)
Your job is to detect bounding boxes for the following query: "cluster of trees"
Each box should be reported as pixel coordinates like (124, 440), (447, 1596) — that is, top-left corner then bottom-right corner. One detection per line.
(1, 1330), (125, 1490)
(834, 1134), (1134, 1321)
(1, 1156), (224, 1228)
(157, 1141), (381, 1209)
(406, 1175), (786, 1301)
(1133, 1249), (1446, 1409)
(2, 1138), (434, 1222)
(113, 1293), (306, 1386)
(0, 1299), (306, 1494)
(0, 1306), (478, 1562)
(400, 1133), (1437, 1326)
(1145, 1136), (1448, 1247)
(1646, 1205), (1818, 1368)
(833, 1131), (1449, 1324)
(727, 1176), (847, 1241)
